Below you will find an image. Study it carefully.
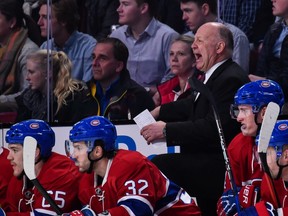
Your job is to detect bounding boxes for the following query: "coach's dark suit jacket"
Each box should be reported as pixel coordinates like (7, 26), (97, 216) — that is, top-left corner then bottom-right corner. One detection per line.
(159, 58), (249, 153)
(152, 59), (249, 216)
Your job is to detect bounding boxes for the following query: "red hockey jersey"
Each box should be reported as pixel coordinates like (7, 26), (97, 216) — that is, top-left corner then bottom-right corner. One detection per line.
(256, 177), (288, 215)
(0, 147), (13, 204)
(224, 133), (263, 189)
(2, 152), (82, 216)
(78, 149), (201, 216)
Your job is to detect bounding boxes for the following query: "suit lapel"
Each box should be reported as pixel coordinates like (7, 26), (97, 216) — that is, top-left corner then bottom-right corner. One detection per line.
(205, 58), (233, 86)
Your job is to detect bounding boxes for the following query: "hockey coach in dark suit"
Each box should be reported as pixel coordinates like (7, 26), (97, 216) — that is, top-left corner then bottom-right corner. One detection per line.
(141, 22), (250, 216)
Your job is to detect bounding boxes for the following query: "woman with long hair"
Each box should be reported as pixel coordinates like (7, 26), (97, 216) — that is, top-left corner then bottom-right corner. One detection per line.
(15, 49), (97, 122)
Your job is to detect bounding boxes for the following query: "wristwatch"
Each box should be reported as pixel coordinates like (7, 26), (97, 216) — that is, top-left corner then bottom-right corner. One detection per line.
(145, 87), (151, 92)
(162, 126), (166, 137)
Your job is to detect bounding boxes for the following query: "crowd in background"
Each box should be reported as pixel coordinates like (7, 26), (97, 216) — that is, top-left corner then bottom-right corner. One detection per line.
(0, 0), (288, 215)
(0, 0), (283, 124)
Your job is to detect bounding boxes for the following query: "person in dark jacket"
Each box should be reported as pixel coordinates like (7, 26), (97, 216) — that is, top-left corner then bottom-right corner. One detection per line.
(141, 22), (250, 216)
(15, 49), (98, 123)
(86, 37), (155, 120)
(249, 0), (288, 104)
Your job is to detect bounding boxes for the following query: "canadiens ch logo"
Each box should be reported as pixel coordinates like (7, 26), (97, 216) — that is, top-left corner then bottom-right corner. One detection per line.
(260, 81), (271, 88)
(90, 120), (100, 127)
(29, 123), (39, 129)
(278, 123), (288, 131)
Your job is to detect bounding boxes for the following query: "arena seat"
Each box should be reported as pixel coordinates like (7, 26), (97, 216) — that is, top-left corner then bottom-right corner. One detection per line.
(0, 112), (17, 123)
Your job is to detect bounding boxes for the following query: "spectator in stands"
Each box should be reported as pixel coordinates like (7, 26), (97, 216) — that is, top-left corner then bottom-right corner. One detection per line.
(15, 49), (97, 123)
(38, 0), (96, 82)
(154, 35), (195, 106)
(249, 0), (288, 106)
(0, 0), (39, 113)
(110, 0), (179, 97)
(220, 0), (275, 46)
(0, 146), (13, 204)
(140, 23), (249, 216)
(86, 37), (155, 120)
(76, 0), (120, 41)
(220, 0), (275, 74)
(180, 0), (250, 73)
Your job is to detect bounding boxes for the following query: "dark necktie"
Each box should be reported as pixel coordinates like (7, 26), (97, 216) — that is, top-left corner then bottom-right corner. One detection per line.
(197, 71), (205, 83)
(189, 71), (206, 100)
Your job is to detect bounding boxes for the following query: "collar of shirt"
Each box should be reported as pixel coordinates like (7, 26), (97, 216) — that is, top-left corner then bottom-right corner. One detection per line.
(281, 19), (288, 29)
(203, 59), (228, 84)
(172, 81), (190, 100)
(215, 17), (225, 24)
(102, 159), (113, 186)
(272, 20), (288, 57)
(194, 59), (226, 101)
(124, 18), (157, 39)
(95, 77), (120, 115)
(52, 30), (78, 50)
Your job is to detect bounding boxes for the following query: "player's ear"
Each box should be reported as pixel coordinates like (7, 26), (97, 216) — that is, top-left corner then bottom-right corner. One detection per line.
(260, 106), (267, 120)
(283, 149), (288, 162)
(35, 146), (41, 160)
(91, 145), (104, 159)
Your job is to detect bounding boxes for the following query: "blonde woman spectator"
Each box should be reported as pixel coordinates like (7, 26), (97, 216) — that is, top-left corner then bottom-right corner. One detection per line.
(15, 49), (97, 123)
(154, 35), (196, 106)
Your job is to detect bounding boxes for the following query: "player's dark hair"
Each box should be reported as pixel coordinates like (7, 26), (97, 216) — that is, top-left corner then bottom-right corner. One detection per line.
(94, 140), (117, 159)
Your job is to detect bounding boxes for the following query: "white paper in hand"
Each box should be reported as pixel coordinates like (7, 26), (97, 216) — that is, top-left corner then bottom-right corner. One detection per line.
(133, 109), (156, 129)
(133, 109), (166, 148)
